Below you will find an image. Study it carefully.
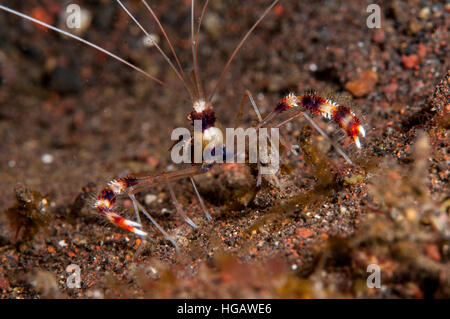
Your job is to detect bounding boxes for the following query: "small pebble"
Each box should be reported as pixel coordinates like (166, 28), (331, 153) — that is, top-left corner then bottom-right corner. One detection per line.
(291, 264), (298, 271)
(141, 122), (152, 132)
(145, 194), (157, 205)
(345, 70), (378, 97)
(308, 63), (318, 72)
(41, 153), (54, 164)
(424, 244), (441, 262)
(204, 12), (222, 38)
(383, 82), (399, 94)
(86, 289), (104, 299)
(372, 29), (386, 43)
(58, 240), (67, 247)
(409, 18), (423, 34)
(147, 266), (158, 275)
(48, 66), (81, 94)
(418, 7), (431, 20)
(405, 208), (417, 222)
(401, 54), (419, 69)
(297, 227), (314, 238)
(417, 44), (427, 59)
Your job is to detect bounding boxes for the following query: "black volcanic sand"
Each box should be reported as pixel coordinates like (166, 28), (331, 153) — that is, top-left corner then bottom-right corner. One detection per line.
(0, 0), (448, 298)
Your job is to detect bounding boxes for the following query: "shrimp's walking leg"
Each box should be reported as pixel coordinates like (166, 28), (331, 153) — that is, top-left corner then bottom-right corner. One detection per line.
(275, 111), (354, 165)
(167, 183), (197, 229)
(245, 90), (287, 187)
(129, 194), (179, 252)
(246, 90), (264, 187)
(190, 177), (212, 221)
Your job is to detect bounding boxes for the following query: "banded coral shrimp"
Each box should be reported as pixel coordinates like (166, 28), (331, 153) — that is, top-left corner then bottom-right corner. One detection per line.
(0, 1), (366, 253)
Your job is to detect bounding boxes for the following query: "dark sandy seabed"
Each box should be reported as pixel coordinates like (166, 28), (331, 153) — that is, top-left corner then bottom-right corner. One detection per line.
(0, 0), (448, 298)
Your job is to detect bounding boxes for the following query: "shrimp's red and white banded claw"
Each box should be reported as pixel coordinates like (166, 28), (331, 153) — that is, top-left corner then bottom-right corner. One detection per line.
(300, 93), (365, 148)
(94, 178), (148, 237)
(259, 92), (366, 149)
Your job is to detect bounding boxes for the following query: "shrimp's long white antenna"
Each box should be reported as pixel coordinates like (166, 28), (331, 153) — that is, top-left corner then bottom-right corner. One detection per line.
(0, 4), (165, 86)
(192, 0), (210, 101)
(207, 0), (279, 102)
(191, 0), (200, 98)
(141, 0), (196, 101)
(116, 0), (195, 101)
